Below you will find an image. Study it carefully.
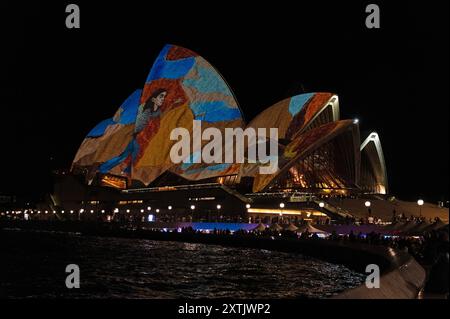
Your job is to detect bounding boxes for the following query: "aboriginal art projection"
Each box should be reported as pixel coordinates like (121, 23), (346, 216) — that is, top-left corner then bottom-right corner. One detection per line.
(72, 89), (142, 181)
(72, 44), (387, 194)
(73, 45), (245, 186)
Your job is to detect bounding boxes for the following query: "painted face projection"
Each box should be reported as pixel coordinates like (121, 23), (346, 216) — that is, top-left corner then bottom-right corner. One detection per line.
(77, 44), (245, 186)
(134, 89), (167, 134)
(131, 45), (245, 185)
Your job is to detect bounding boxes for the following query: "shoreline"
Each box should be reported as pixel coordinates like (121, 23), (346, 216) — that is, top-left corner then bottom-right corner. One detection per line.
(1, 220), (426, 299)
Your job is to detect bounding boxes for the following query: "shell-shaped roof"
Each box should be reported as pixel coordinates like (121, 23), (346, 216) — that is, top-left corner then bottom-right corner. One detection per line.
(133, 45), (245, 184)
(72, 89), (142, 177)
(246, 92), (338, 141)
(252, 120), (357, 192)
(360, 132), (388, 194)
(71, 45), (383, 194)
(73, 45), (245, 185)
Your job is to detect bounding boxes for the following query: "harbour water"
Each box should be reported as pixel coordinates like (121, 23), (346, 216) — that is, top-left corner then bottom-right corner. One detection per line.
(0, 230), (365, 298)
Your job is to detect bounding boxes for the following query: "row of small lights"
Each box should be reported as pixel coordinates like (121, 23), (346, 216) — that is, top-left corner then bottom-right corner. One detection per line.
(2, 204), (252, 215)
(362, 199), (425, 208)
(1, 200), (427, 215)
(4, 202), (310, 214)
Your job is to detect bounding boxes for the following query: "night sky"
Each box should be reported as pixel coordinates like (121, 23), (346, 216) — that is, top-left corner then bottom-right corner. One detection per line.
(1, 0), (448, 203)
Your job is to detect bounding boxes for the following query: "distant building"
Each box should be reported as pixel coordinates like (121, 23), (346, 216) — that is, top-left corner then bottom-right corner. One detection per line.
(0, 194), (16, 205)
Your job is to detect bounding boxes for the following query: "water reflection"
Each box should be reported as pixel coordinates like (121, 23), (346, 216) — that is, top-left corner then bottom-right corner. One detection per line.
(1, 230), (365, 298)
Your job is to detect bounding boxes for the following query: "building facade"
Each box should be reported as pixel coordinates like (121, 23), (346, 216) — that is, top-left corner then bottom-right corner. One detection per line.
(49, 45), (388, 224)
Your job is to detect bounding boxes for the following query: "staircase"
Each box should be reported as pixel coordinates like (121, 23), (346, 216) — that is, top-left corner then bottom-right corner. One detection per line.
(314, 200), (354, 220)
(220, 184), (251, 203)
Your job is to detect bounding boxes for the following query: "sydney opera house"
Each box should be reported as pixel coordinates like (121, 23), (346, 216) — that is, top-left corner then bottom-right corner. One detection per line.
(50, 44), (389, 224)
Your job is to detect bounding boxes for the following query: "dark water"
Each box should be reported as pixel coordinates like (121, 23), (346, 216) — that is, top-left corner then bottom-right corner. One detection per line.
(0, 230), (365, 298)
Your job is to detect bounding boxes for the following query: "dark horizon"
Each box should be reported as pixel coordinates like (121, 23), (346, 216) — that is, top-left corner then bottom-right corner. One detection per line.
(1, 0), (448, 203)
